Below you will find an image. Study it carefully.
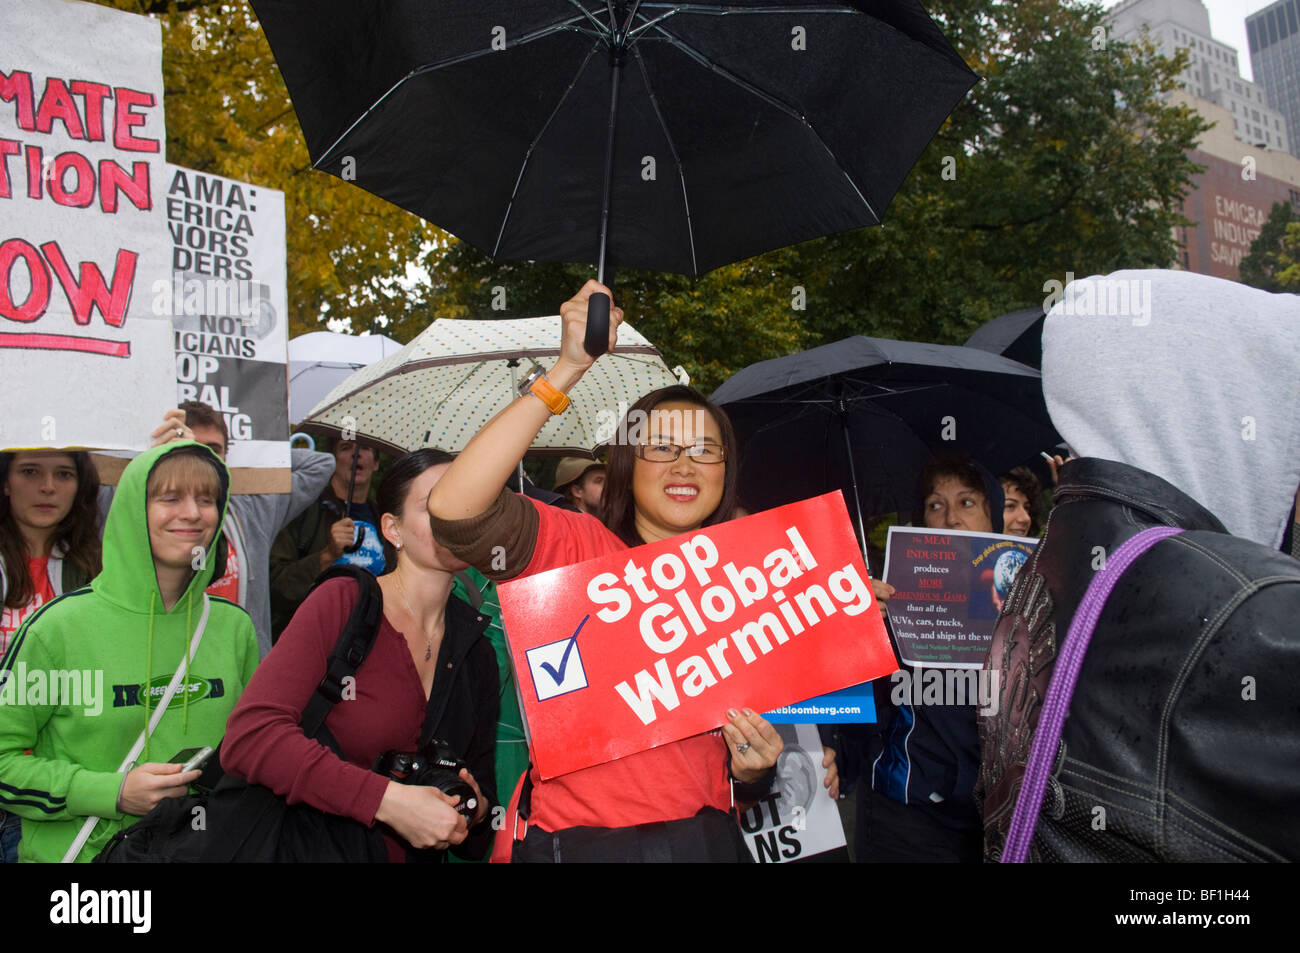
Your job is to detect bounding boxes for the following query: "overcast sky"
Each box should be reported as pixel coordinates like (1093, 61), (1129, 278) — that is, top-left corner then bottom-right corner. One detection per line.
(1101, 0), (1279, 81)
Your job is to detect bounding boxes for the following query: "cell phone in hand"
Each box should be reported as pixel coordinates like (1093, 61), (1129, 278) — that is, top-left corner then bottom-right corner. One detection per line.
(170, 745), (215, 773)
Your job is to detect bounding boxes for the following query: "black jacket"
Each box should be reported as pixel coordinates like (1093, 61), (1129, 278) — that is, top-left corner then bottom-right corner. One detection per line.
(411, 592), (501, 862)
(979, 458), (1300, 862)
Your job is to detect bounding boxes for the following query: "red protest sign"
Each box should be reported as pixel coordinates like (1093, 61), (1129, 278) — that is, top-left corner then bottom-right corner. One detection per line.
(497, 492), (897, 779)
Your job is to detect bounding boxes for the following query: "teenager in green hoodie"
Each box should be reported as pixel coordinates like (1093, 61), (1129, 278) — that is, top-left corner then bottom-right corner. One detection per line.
(0, 442), (258, 862)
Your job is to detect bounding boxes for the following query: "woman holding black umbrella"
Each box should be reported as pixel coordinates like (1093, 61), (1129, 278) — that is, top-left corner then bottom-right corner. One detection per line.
(427, 281), (782, 862)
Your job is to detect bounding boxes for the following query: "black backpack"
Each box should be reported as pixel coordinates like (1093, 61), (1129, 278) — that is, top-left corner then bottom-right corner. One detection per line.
(95, 566), (387, 863)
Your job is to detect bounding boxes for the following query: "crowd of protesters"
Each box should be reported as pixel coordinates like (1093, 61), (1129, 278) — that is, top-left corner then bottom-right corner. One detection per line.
(0, 269), (1296, 864)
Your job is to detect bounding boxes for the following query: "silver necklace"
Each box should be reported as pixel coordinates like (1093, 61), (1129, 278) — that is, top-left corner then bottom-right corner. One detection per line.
(394, 570), (434, 661)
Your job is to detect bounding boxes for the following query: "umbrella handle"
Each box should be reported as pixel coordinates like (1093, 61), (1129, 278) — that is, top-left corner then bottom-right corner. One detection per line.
(584, 292), (610, 357)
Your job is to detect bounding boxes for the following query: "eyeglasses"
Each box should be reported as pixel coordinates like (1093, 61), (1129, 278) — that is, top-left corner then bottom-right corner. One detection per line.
(634, 442), (726, 464)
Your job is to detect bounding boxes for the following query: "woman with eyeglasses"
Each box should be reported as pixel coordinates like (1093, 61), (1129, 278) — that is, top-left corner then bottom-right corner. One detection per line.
(427, 281), (785, 862)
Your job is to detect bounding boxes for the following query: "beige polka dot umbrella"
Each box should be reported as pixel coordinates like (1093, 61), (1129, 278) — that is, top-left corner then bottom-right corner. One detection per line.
(299, 315), (683, 457)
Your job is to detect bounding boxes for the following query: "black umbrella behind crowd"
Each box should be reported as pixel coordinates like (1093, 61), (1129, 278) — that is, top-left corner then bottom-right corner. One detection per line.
(711, 336), (1061, 546)
(964, 306), (1048, 370)
(251, 0), (978, 350)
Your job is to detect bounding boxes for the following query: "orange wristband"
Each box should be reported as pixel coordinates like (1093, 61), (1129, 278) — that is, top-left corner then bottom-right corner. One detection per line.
(528, 374), (570, 415)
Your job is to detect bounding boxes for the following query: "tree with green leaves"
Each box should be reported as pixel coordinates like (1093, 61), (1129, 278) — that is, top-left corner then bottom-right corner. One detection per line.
(1240, 201), (1298, 293)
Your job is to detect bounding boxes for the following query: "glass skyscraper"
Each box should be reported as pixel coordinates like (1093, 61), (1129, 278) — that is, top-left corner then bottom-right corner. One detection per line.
(1248, 1), (1300, 159)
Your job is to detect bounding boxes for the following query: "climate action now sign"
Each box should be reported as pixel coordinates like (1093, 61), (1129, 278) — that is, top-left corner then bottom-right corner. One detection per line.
(498, 493), (897, 779)
(0, 0), (174, 452)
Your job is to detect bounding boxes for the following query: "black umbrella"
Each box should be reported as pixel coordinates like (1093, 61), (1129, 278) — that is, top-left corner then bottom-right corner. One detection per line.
(964, 306), (1046, 370)
(710, 336), (1060, 546)
(252, 1), (977, 350)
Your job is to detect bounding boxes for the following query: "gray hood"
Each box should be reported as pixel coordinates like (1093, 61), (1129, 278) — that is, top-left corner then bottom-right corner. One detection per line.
(1042, 269), (1300, 548)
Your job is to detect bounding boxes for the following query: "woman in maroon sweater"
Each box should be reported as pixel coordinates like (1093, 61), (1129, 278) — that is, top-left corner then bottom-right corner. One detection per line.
(222, 450), (498, 862)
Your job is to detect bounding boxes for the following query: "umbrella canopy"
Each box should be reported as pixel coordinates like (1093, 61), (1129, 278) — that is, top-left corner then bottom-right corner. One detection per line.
(711, 336), (1060, 531)
(251, 0), (977, 277)
(301, 315), (680, 456)
(964, 307), (1047, 370)
(287, 330), (403, 426)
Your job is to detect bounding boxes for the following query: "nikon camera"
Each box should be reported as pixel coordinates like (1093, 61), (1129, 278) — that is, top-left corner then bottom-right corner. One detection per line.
(374, 740), (478, 818)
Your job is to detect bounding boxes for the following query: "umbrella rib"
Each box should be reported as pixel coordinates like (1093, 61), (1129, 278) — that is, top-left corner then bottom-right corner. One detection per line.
(606, 0), (648, 38)
(427, 361), (498, 432)
(627, 6), (681, 37)
(727, 383), (950, 405)
(493, 37), (605, 258)
(643, 21), (879, 221)
(629, 4), (859, 38)
(639, 3), (858, 13)
(566, 0), (613, 37)
(316, 14), (594, 169)
(631, 47), (699, 275)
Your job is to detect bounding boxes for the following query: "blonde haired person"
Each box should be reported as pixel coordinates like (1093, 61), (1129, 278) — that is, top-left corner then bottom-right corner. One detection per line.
(0, 443), (256, 862)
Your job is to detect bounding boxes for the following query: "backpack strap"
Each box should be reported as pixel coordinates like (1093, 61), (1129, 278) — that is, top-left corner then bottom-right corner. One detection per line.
(300, 565), (383, 740)
(453, 570), (484, 609)
(1001, 525), (1184, 863)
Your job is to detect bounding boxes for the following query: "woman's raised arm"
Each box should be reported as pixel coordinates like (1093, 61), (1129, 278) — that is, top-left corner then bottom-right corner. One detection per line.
(426, 281), (622, 521)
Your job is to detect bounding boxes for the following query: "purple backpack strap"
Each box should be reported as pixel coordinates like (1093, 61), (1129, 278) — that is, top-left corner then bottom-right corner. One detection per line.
(1000, 525), (1185, 863)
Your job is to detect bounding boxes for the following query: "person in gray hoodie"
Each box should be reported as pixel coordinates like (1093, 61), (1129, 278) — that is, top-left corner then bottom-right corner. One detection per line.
(103, 403), (334, 659)
(979, 268), (1300, 862)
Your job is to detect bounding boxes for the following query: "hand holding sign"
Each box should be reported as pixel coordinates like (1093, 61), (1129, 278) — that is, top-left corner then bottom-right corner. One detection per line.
(871, 578), (895, 618)
(822, 747), (839, 799)
(149, 408), (194, 447)
(724, 708), (783, 783)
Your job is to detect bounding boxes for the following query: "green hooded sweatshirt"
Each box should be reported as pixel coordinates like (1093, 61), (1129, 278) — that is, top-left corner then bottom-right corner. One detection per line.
(0, 442), (258, 862)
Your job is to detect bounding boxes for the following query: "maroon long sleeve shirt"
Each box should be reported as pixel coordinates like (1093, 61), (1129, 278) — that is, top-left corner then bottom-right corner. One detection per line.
(222, 577), (428, 862)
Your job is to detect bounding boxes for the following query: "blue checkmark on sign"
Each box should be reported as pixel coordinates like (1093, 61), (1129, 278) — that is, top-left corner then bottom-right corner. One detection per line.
(538, 614), (588, 685)
(526, 615), (591, 702)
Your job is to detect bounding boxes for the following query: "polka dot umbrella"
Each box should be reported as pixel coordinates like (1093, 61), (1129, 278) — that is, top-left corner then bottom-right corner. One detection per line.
(298, 315), (683, 457)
